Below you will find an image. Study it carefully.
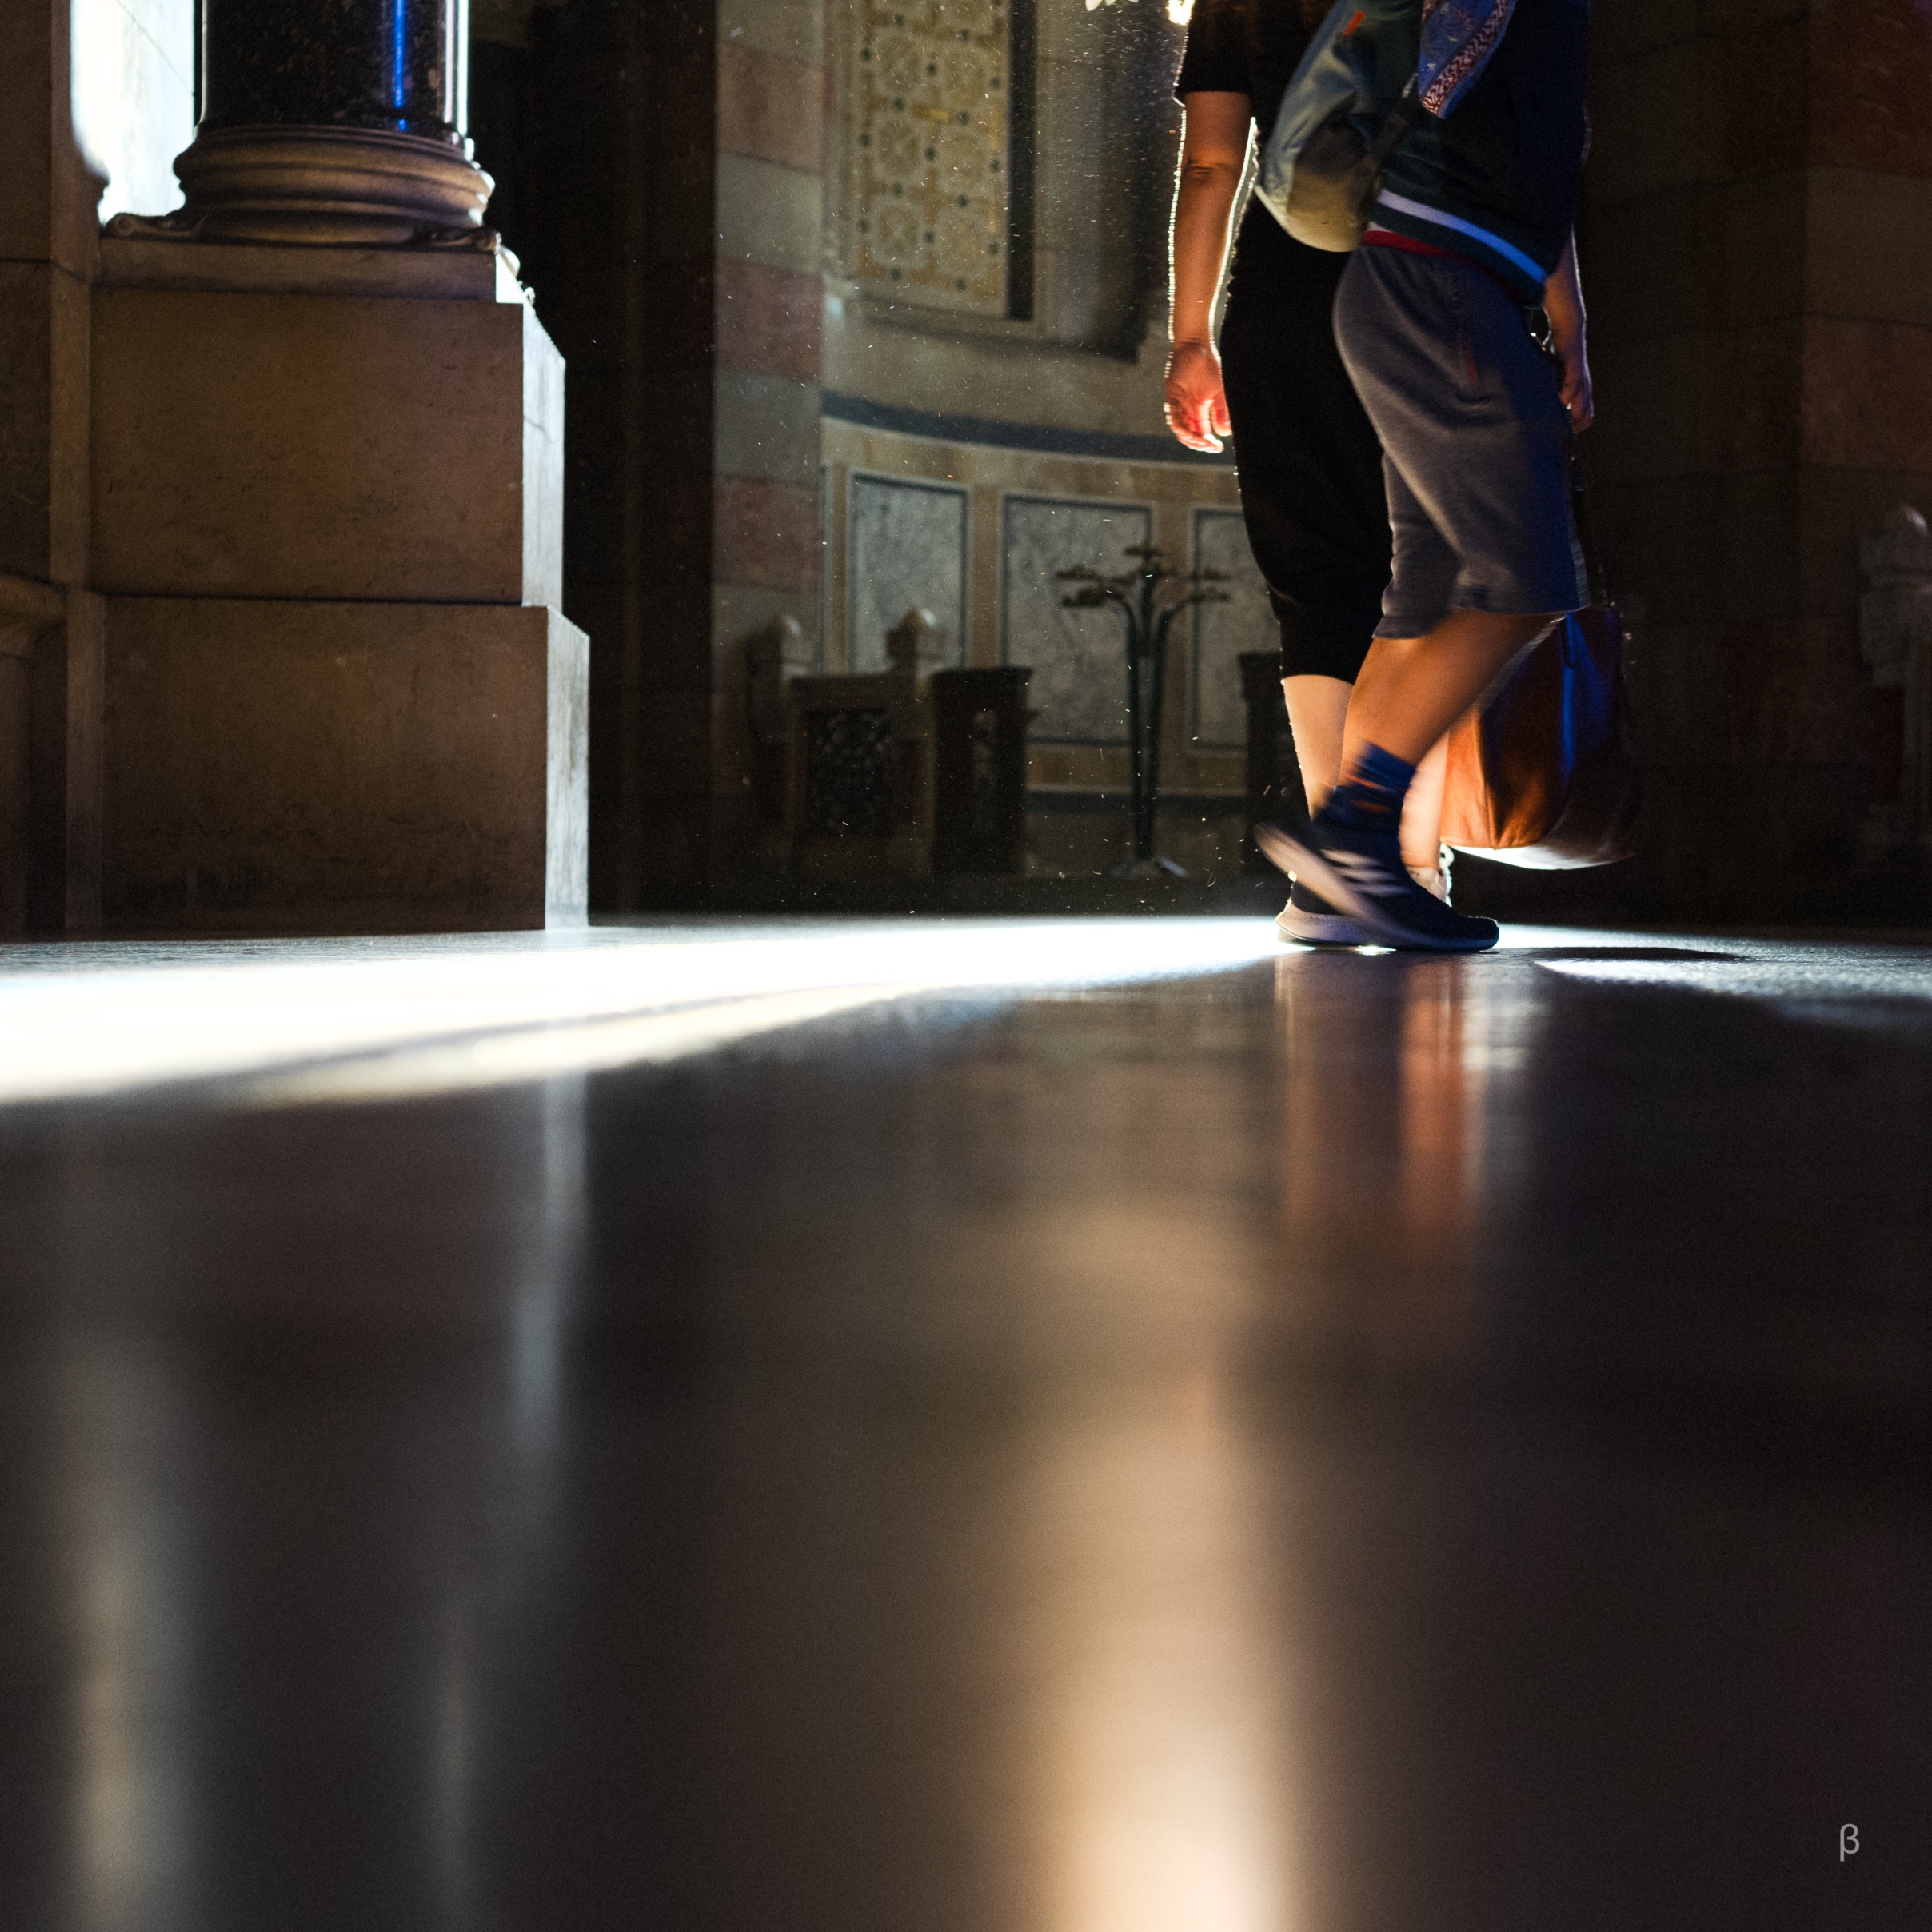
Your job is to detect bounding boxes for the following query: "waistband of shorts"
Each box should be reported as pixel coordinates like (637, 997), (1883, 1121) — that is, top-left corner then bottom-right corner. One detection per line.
(1359, 227), (1527, 307)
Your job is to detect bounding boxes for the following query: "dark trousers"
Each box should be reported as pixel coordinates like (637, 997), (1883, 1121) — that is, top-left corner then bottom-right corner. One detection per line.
(1219, 240), (1391, 682)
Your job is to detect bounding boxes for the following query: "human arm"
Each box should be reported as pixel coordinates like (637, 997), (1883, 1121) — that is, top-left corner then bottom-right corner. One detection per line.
(1543, 230), (1593, 432)
(1165, 90), (1251, 454)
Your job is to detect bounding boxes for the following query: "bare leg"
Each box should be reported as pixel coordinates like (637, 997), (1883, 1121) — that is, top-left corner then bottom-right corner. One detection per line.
(1399, 734), (1448, 874)
(1341, 609), (1557, 770)
(1282, 674), (1351, 816)
(1291, 672), (1446, 883)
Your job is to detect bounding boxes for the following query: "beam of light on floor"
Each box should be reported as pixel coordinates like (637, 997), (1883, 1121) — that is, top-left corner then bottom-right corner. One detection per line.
(0, 919), (1283, 1106)
(242, 985), (924, 1106)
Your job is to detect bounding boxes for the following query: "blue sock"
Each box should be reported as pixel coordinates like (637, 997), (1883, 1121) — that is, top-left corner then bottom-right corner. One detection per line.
(1321, 741), (1415, 833)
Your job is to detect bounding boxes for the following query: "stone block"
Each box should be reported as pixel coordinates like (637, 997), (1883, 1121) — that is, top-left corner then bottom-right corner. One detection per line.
(0, 571), (78, 935)
(1591, 321), (1802, 487)
(1585, 174), (1806, 345)
(102, 597), (587, 932)
(1808, 1), (1932, 178)
(716, 154), (824, 276)
(1586, 39), (1718, 202)
(1806, 170), (1932, 326)
(0, 265), (54, 583)
(0, 0), (103, 275)
(1590, 0), (1697, 66)
(714, 477), (820, 592)
(1801, 317), (1932, 472)
(97, 232), (524, 301)
(718, 43), (824, 173)
(719, 0), (824, 66)
(1594, 467), (1800, 626)
(1718, 14), (1808, 180)
(713, 369), (821, 484)
(91, 282), (564, 605)
(0, 261), (90, 585)
(715, 258), (823, 383)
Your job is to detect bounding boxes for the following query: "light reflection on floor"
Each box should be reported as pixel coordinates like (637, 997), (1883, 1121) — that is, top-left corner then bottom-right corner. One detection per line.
(8, 919), (1928, 1110)
(0, 919), (1280, 1104)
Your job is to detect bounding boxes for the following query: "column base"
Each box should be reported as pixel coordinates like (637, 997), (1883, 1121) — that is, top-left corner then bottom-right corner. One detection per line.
(113, 125), (494, 248)
(102, 598), (587, 934)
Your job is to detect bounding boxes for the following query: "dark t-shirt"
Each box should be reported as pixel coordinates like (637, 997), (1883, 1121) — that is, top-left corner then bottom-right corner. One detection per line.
(1174, 0), (1331, 284)
(1174, 0), (1321, 136)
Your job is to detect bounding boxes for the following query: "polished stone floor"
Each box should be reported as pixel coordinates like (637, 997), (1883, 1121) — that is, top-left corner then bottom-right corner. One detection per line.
(1, 919), (1928, 1931)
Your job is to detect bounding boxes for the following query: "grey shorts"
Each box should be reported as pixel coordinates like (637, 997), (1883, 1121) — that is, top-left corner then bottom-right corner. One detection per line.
(1333, 245), (1586, 638)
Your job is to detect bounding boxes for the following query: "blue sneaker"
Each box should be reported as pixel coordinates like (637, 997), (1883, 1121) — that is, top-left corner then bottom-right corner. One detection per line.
(1256, 821), (1499, 953)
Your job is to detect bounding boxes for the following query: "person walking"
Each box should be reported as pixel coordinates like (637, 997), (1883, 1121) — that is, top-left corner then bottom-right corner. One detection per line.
(1166, 0), (1449, 945)
(1260, 0), (1596, 952)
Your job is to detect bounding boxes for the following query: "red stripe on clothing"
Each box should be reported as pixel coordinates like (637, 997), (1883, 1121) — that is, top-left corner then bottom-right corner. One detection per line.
(1360, 227), (1525, 304)
(1362, 228), (1460, 263)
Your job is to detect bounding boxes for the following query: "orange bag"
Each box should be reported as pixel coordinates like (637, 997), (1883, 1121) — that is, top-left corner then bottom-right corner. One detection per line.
(1439, 437), (1639, 868)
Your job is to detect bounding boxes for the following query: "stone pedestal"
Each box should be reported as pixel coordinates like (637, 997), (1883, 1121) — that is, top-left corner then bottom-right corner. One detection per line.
(91, 238), (585, 931)
(105, 599), (584, 932)
(63, 0), (585, 934)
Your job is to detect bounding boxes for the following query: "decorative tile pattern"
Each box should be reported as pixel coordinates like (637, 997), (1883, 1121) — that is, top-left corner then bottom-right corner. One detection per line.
(804, 709), (896, 836)
(1191, 507), (1276, 749)
(847, 0), (1011, 314)
(848, 475), (968, 673)
(1001, 496), (1153, 745)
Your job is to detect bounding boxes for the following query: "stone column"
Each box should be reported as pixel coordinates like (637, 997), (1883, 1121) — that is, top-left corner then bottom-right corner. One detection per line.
(89, 0), (587, 933)
(121, 0), (491, 247)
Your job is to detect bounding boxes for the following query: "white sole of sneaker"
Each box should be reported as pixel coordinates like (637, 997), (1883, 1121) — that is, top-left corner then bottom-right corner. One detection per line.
(1255, 824), (1497, 953)
(1275, 903), (1375, 946)
(1254, 825), (1395, 936)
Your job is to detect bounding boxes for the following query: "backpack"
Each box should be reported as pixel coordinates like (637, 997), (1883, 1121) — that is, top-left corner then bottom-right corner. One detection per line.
(1255, 2), (1419, 253)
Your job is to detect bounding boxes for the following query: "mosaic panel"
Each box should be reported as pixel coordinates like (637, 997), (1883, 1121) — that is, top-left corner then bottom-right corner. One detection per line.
(848, 474), (968, 673)
(1001, 496), (1154, 746)
(848, 0), (1012, 315)
(1191, 506), (1277, 750)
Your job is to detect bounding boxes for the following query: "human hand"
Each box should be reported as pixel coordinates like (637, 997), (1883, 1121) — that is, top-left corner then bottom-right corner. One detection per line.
(1542, 233), (1594, 433)
(1164, 340), (1232, 453)
(1551, 317), (1593, 432)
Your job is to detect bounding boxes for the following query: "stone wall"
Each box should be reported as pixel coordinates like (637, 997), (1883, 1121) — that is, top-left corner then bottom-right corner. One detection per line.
(1587, 0), (1932, 915)
(0, 2), (112, 934)
(817, 0), (1262, 853)
(483, 0), (1266, 905)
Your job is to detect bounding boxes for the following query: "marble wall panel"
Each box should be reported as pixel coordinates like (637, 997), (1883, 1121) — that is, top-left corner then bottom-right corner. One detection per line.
(847, 473), (967, 672)
(1000, 494), (1152, 745)
(1189, 506), (1273, 750)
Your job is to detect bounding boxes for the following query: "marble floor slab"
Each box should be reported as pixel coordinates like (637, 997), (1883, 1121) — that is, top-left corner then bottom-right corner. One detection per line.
(0, 920), (1927, 1930)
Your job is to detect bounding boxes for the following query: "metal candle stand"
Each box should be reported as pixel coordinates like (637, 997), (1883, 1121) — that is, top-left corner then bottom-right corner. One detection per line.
(1058, 545), (1229, 878)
